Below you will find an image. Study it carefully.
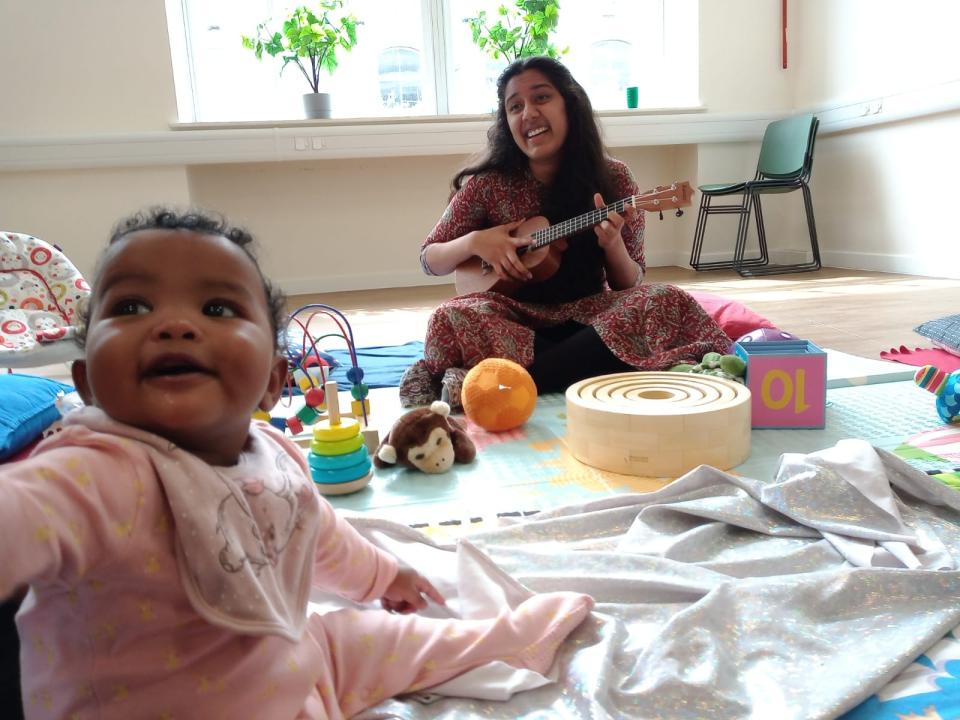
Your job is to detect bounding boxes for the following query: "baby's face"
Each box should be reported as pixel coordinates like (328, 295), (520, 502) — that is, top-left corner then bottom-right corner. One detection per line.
(71, 229), (286, 466)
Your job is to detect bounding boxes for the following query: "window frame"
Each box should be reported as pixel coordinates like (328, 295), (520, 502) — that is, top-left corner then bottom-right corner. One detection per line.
(165, 0), (698, 123)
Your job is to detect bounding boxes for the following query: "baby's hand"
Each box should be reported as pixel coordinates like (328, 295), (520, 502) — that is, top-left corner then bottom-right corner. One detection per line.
(380, 566), (446, 614)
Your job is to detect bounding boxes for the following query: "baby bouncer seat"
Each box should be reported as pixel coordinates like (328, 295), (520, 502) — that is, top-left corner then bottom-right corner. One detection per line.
(0, 231), (90, 368)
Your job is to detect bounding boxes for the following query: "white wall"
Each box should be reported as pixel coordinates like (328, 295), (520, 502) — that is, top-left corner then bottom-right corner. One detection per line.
(789, 0), (960, 275)
(2, 0), (958, 290)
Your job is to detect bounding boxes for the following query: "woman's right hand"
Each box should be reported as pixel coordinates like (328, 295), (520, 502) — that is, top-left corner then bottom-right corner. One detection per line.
(468, 220), (533, 281)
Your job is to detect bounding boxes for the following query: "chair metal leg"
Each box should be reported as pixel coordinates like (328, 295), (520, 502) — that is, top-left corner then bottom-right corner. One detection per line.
(753, 194), (770, 265)
(736, 181), (821, 277)
(689, 193), (711, 269)
(690, 191), (771, 272)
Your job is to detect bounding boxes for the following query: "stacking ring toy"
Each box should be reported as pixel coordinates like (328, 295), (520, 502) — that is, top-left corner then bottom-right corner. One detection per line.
(566, 371), (751, 477)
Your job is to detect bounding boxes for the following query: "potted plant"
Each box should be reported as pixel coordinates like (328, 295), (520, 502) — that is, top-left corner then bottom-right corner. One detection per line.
(465, 0), (566, 62)
(242, 1), (359, 119)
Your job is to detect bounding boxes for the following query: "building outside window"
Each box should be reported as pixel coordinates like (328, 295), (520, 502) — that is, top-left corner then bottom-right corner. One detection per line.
(378, 47), (423, 110)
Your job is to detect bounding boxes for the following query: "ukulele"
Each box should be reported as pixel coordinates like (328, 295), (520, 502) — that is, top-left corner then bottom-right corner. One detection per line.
(454, 181), (693, 297)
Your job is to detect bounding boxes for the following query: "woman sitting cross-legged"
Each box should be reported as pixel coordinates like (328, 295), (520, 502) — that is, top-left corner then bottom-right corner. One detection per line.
(400, 56), (730, 408)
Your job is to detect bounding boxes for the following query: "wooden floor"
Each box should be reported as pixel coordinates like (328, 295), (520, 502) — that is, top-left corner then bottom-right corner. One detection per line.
(290, 266), (960, 359)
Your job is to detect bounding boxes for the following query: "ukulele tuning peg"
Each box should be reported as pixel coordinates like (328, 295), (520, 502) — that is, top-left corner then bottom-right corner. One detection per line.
(676, 209), (684, 217)
(658, 210), (664, 221)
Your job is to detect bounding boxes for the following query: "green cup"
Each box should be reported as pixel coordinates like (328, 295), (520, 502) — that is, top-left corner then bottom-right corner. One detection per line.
(626, 86), (639, 109)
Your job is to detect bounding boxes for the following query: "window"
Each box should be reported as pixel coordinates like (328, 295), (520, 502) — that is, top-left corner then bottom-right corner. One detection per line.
(166, 0), (698, 122)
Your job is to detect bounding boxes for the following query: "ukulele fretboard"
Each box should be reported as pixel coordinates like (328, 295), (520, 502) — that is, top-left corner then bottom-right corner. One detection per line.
(529, 193), (673, 249)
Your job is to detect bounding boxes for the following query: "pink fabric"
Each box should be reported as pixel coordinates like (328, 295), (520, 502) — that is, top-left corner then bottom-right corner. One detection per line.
(0, 421), (592, 719)
(880, 345), (960, 373)
(60, 408), (323, 642)
(686, 290), (777, 341)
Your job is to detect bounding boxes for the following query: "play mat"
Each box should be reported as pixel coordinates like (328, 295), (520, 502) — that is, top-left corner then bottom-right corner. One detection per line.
(337, 350), (960, 719)
(329, 349), (922, 528)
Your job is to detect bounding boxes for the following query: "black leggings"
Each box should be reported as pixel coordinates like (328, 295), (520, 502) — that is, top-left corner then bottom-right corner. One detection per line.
(0, 594), (23, 720)
(528, 321), (633, 394)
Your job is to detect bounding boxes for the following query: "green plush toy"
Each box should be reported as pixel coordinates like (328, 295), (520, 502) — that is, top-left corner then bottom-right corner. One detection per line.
(669, 352), (747, 384)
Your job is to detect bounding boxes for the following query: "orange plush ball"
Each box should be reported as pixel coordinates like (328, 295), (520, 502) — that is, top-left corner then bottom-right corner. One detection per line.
(461, 358), (538, 432)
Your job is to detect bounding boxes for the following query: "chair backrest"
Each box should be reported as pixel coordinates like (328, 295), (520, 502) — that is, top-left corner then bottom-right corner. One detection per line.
(757, 113), (818, 181)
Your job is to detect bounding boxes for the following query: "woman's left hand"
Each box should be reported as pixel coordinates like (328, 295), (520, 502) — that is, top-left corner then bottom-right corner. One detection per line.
(593, 193), (638, 251)
(381, 566), (446, 614)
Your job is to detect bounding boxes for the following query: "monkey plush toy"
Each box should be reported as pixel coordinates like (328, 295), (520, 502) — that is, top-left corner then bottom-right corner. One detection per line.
(374, 401), (476, 473)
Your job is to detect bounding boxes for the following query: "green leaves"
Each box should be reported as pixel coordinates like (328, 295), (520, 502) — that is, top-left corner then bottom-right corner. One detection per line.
(241, 1), (359, 94)
(465, 0), (565, 62)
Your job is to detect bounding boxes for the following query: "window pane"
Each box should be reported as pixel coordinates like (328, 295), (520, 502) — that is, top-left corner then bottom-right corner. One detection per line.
(184, 0), (431, 121)
(444, 0), (698, 114)
(378, 47), (423, 110)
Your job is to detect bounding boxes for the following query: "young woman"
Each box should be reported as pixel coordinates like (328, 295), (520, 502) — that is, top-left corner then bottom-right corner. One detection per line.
(400, 56), (730, 407)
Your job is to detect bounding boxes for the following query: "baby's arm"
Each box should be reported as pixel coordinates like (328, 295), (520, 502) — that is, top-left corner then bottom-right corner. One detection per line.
(310, 497), (400, 604)
(0, 442), (144, 599)
(269, 428), (443, 610)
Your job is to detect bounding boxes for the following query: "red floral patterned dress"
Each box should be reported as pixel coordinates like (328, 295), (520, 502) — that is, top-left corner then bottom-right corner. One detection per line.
(399, 159), (730, 406)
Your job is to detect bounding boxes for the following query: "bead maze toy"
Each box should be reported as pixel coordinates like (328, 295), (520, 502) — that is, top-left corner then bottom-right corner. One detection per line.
(254, 303), (378, 492)
(565, 371), (752, 478)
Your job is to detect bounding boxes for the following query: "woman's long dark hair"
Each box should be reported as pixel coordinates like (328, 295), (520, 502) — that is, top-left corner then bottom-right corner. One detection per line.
(453, 56), (617, 302)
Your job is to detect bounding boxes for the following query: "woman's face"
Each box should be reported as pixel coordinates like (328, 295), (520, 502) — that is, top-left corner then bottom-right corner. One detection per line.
(503, 69), (568, 182)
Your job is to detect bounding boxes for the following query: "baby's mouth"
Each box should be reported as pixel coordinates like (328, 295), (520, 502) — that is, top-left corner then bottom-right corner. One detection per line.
(143, 355), (213, 379)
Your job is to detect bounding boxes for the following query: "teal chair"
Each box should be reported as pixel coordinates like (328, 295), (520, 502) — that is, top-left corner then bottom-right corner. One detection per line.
(689, 113), (821, 276)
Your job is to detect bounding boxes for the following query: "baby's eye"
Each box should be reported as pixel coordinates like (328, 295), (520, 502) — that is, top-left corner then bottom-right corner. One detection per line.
(414, 452), (425, 460)
(204, 301), (238, 318)
(113, 299), (150, 316)
(436, 437), (442, 446)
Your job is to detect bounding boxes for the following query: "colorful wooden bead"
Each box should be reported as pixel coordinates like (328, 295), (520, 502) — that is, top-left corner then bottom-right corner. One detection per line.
(350, 382), (369, 400)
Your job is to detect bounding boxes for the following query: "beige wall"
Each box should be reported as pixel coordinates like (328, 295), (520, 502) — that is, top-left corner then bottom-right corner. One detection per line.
(0, 166), (191, 274)
(188, 146), (687, 294)
(0, 1), (178, 136)
(698, 0), (790, 112)
(2, 0), (959, 290)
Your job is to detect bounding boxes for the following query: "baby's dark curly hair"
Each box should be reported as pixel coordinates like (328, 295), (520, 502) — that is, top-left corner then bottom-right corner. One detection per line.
(75, 207), (287, 349)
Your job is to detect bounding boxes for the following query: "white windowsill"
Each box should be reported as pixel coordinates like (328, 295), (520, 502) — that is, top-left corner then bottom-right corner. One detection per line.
(1, 77), (958, 172)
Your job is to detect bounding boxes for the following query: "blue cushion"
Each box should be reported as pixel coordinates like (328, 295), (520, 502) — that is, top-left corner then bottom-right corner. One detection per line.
(0, 374), (74, 460)
(914, 314), (960, 353)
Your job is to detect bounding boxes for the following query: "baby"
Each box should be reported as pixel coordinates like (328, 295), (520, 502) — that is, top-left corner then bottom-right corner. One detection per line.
(0, 208), (593, 720)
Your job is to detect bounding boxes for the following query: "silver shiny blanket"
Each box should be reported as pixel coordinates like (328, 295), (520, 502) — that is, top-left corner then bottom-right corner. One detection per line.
(333, 439), (960, 720)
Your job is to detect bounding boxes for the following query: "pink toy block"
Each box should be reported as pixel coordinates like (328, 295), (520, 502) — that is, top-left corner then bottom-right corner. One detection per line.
(734, 339), (827, 428)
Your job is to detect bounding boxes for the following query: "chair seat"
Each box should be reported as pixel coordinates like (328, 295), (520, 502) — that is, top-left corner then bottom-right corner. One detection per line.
(698, 182), (749, 195)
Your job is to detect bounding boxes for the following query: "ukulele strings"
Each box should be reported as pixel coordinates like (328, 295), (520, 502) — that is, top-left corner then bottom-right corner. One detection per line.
(529, 186), (679, 249)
